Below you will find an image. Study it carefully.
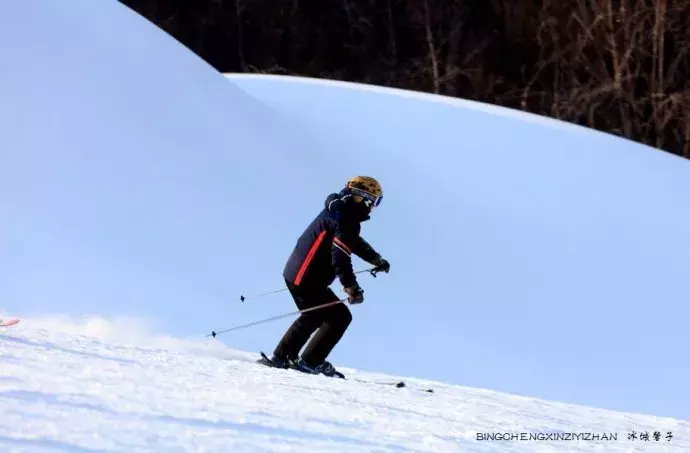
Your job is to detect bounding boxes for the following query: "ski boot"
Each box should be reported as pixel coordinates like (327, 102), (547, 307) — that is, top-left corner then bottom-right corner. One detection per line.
(258, 351), (295, 369)
(294, 357), (345, 379)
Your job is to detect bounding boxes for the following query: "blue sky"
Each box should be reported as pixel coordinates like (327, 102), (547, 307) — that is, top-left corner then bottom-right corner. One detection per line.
(2, 0), (690, 421)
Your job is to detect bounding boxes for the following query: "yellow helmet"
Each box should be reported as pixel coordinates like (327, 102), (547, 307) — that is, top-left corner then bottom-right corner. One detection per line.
(345, 176), (383, 209)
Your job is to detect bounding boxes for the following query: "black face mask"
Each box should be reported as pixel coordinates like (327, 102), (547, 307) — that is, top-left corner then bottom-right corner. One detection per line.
(345, 197), (371, 221)
(351, 200), (372, 221)
(332, 189), (367, 220)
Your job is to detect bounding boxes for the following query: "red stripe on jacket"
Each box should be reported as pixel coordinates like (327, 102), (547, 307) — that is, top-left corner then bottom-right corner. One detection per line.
(294, 230), (328, 285)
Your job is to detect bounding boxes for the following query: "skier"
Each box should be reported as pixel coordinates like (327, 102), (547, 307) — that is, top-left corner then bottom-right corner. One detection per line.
(263, 176), (390, 378)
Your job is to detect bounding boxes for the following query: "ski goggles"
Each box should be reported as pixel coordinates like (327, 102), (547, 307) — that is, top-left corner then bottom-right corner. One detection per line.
(349, 187), (383, 209)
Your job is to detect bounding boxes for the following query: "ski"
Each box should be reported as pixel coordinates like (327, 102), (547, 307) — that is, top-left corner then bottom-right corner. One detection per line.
(0, 318), (20, 327)
(351, 378), (434, 393)
(257, 351), (345, 379)
(256, 351), (433, 392)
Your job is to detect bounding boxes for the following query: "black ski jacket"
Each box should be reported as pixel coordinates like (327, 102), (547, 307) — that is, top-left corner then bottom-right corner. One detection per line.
(283, 191), (382, 289)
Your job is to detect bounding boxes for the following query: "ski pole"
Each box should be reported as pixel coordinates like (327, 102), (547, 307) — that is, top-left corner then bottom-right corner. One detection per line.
(208, 298), (348, 338)
(240, 267), (379, 302)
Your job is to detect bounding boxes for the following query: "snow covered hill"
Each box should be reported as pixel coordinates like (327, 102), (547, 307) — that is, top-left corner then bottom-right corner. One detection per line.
(3, 0), (690, 432)
(1, 318), (688, 453)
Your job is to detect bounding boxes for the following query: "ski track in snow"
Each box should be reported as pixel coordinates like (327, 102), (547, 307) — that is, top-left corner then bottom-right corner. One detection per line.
(1, 322), (688, 453)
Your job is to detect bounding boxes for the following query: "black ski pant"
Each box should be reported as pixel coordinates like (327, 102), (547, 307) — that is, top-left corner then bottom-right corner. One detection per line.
(273, 279), (352, 366)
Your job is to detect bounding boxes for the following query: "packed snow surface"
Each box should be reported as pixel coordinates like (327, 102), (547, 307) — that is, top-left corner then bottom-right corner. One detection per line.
(1, 318), (688, 452)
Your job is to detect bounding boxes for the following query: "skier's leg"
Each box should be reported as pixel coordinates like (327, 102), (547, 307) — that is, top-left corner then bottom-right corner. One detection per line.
(299, 288), (352, 367)
(272, 281), (329, 362)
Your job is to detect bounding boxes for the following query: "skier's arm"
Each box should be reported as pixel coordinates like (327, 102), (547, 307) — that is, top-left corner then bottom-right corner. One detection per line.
(331, 221), (382, 287)
(326, 192), (385, 286)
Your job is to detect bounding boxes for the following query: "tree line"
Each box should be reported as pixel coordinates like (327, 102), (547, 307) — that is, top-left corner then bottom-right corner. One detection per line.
(122, 0), (690, 158)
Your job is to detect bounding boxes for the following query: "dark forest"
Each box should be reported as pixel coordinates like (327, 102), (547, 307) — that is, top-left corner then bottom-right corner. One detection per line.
(121, 0), (690, 158)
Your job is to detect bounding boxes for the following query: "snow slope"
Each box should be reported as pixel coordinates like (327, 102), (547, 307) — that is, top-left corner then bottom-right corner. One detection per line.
(224, 74), (690, 419)
(1, 318), (688, 453)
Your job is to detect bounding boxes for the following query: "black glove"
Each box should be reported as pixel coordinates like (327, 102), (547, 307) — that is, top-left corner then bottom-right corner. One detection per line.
(372, 256), (390, 274)
(344, 284), (364, 304)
